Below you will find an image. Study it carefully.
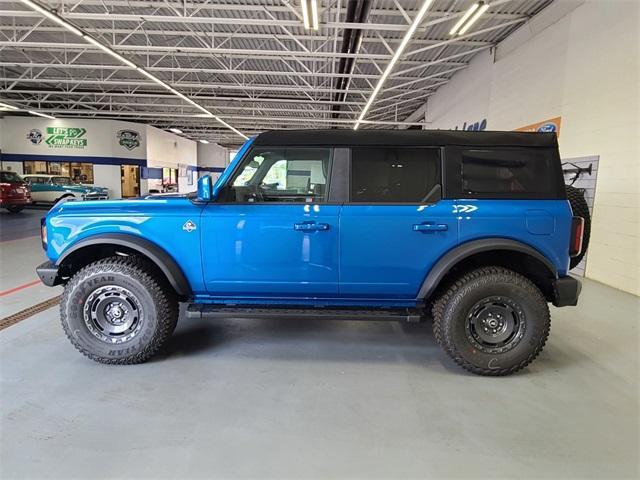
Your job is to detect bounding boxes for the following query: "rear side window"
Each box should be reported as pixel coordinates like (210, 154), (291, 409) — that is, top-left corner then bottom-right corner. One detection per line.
(453, 148), (564, 199)
(350, 147), (440, 203)
(1, 171), (22, 183)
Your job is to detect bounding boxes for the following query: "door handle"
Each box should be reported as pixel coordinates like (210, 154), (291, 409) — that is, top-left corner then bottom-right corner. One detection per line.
(413, 223), (448, 233)
(294, 222), (330, 232)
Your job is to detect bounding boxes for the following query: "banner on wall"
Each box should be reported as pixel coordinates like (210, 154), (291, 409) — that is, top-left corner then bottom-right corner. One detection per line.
(515, 117), (562, 136)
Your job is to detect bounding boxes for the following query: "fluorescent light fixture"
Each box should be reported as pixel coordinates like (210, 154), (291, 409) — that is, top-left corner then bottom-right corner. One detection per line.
(354, 0), (433, 130)
(199, 139), (210, 144)
(214, 116), (249, 140)
(310, 0), (319, 30)
(301, 0), (318, 30)
(83, 35), (137, 68)
(28, 110), (56, 120)
(20, 0), (246, 139)
(449, 2), (480, 35)
(18, 0), (83, 37)
(169, 128), (183, 134)
(301, 0), (310, 29)
(0, 101), (19, 110)
(457, 2), (490, 35)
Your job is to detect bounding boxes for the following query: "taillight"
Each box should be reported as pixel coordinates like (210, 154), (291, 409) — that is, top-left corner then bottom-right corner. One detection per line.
(570, 216), (585, 257)
(41, 218), (48, 250)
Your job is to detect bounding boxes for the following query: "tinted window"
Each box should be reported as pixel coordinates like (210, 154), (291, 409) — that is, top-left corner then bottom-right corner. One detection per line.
(228, 147), (332, 203)
(1, 171), (23, 183)
(350, 147), (440, 203)
(461, 148), (559, 198)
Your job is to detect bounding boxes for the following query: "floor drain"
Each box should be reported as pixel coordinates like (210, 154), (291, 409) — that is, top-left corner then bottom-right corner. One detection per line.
(0, 296), (61, 331)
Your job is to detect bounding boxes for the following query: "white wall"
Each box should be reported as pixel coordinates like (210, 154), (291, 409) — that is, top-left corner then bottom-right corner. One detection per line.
(145, 125), (198, 193)
(421, 0), (639, 295)
(197, 142), (228, 169)
(93, 164), (122, 199)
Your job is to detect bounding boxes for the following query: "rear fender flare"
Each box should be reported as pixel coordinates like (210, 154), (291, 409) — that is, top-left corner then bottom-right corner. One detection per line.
(418, 238), (558, 299)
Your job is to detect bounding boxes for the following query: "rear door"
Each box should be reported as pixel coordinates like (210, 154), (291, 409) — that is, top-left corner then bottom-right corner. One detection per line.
(339, 147), (458, 299)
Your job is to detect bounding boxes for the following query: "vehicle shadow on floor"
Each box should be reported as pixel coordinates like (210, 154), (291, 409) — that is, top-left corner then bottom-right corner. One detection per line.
(157, 311), (463, 372)
(158, 309), (583, 375)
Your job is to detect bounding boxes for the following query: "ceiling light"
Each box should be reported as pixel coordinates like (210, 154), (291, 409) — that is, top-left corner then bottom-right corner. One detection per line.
(199, 140), (210, 144)
(301, 0), (319, 30)
(28, 110), (56, 120)
(18, 0), (83, 37)
(457, 2), (490, 35)
(0, 102), (19, 110)
(169, 128), (183, 134)
(83, 35), (137, 68)
(449, 2), (480, 35)
(354, 0), (433, 130)
(19, 0), (247, 140)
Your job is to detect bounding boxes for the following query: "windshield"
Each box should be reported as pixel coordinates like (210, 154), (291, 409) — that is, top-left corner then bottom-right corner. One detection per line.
(1, 171), (23, 183)
(51, 177), (74, 185)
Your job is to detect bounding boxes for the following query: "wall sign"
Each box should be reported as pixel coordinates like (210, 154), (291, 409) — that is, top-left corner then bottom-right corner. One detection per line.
(117, 129), (141, 150)
(26, 128), (43, 145)
(453, 118), (487, 131)
(515, 117), (562, 136)
(44, 127), (87, 148)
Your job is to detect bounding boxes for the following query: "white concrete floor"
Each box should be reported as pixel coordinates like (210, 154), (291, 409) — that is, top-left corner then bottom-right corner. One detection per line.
(1, 210), (639, 479)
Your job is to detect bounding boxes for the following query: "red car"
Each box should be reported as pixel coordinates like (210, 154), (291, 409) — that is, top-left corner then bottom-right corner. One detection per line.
(1, 171), (32, 213)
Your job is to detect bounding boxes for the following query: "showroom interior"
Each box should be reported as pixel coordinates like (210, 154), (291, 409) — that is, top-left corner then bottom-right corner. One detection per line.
(0, 0), (638, 478)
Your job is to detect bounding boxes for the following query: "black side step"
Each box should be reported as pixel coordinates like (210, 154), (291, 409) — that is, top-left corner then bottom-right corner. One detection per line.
(187, 304), (425, 323)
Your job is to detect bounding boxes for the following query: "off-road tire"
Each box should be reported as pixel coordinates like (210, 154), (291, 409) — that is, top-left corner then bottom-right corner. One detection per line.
(60, 256), (178, 364)
(432, 266), (550, 376)
(566, 184), (591, 269)
(6, 205), (24, 213)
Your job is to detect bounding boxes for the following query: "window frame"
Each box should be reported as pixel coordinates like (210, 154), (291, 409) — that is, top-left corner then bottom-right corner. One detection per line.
(221, 146), (337, 205)
(346, 146), (443, 205)
(443, 146), (566, 200)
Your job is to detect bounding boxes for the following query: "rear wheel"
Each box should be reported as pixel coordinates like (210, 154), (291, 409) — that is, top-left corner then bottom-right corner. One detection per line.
(432, 266), (550, 376)
(60, 256), (178, 364)
(6, 205), (24, 213)
(566, 185), (591, 269)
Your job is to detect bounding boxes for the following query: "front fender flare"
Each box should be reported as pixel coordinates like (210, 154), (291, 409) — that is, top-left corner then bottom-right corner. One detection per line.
(418, 238), (558, 300)
(56, 233), (191, 297)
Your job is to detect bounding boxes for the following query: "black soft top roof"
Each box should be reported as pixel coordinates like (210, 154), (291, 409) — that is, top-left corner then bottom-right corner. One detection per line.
(253, 129), (557, 148)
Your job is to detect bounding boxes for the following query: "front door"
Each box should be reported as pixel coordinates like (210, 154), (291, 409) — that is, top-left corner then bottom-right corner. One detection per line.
(201, 146), (339, 298)
(339, 146), (458, 299)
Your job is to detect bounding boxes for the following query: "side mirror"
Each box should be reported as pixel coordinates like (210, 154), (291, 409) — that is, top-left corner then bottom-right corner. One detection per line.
(197, 175), (213, 202)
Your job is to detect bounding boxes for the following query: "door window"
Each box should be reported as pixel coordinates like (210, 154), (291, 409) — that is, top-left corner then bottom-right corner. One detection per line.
(228, 147), (332, 203)
(350, 147), (441, 203)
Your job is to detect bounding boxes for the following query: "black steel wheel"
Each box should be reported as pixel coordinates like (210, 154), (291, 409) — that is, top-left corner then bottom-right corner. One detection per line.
(60, 256), (178, 364)
(432, 266), (550, 376)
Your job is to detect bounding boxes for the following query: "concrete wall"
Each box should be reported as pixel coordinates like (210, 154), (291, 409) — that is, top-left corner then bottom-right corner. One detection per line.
(420, 0), (639, 295)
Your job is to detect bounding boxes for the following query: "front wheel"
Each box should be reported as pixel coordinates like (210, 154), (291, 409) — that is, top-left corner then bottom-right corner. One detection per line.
(60, 256), (178, 364)
(432, 266), (550, 376)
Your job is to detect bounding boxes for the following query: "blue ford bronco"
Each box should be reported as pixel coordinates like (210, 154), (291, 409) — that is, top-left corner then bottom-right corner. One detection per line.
(37, 130), (589, 375)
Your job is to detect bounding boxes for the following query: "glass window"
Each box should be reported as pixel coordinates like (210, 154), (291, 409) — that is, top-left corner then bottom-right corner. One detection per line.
(227, 147), (332, 203)
(23, 161), (48, 174)
(461, 149), (558, 198)
(350, 147), (440, 203)
(1, 171), (23, 183)
(51, 177), (73, 185)
(70, 163), (94, 183)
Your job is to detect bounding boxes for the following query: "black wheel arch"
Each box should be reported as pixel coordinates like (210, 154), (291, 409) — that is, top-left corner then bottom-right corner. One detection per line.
(419, 238), (558, 302)
(55, 233), (191, 299)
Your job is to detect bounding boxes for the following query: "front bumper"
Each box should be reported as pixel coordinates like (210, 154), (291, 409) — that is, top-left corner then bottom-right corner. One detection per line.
(0, 197), (32, 207)
(552, 276), (582, 307)
(36, 261), (63, 287)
